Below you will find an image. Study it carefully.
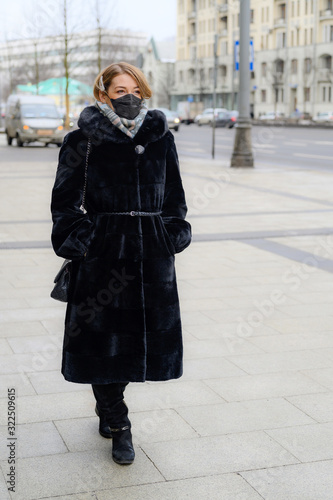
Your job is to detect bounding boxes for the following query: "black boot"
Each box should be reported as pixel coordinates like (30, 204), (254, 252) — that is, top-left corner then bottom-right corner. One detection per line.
(94, 404), (112, 439)
(91, 383), (135, 465)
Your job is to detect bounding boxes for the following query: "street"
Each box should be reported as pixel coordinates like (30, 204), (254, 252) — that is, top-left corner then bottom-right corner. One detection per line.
(175, 124), (333, 171)
(1, 124), (332, 171)
(1, 127), (333, 498)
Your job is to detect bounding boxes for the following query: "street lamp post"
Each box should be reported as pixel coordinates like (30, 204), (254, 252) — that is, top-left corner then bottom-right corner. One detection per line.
(231, 0), (254, 168)
(211, 34), (218, 159)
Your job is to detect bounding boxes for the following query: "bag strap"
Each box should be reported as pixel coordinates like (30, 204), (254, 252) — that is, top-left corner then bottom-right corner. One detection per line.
(80, 137), (91, 214)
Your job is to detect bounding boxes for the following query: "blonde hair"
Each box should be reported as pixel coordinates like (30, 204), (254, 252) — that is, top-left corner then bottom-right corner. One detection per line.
(93, 62), (152, 100)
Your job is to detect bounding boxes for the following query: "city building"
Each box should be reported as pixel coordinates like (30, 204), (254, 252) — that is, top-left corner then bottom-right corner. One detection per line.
(0, 28), (148, 103)
(173, 0), (333, 118)
(138, 37), (176, 109)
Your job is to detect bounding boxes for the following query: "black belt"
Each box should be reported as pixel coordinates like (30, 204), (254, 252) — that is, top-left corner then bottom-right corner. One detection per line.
(95, 211), (162, 216)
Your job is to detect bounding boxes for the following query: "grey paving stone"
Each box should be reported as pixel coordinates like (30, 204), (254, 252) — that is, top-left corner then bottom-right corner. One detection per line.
(0, 339), (12, 355)
(180, 311), (217, 326)
(301, 367), (333, 391)
(125, 380), (223, 412)
(0, 471), (10, 500)
(9, 391), (94, 425)
(0, 307), (64, 323)
(140, 431), (298, 480)
(0, 373), (36, 396)
(56, 409), (197, 452)
(177, 399), (314, 436)
(267, 422), (333, 462)
(0, 422), (68, 459)
(204, 371), (328, 402)
(184, 337), (263, 359)
(249, 331), (333, 353)
(0, 321), (48, 338)
(226, 350), (333, 375)
(28, 370), (90, 395)
(264, 316), (333, 334)
(287, 393), (333, 423)
(41, 318), (65, 335)
(7, 334), (62, 354)
(186, 322), (280, 340)
(0, 351), (62, 377)
(0, 298), (30, 310)
(241, 460), (333, 500)
(96, 473), (262, 500)
(182, 357), (246, 380)
(0, 448), (163, 500)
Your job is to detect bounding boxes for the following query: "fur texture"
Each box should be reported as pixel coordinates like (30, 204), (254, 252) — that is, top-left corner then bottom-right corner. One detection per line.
(51, 106), (192, 383)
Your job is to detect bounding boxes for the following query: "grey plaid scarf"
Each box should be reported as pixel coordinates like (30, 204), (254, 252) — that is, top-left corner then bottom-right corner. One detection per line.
(95, 99), (148, 138)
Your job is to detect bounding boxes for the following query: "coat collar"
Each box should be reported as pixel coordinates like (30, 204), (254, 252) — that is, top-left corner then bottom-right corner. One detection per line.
(78, 105), (169, 145)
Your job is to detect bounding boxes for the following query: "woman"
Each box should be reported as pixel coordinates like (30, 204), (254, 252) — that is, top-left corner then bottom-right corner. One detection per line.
(51, 62), (191, 465)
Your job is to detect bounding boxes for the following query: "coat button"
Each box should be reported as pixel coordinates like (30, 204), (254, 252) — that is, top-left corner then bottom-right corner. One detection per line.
(135, 145), (145, 154)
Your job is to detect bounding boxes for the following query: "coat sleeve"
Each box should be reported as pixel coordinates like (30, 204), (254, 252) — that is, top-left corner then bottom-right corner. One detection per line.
(161, 132), (192, 254)
(51, 133), (95, 260)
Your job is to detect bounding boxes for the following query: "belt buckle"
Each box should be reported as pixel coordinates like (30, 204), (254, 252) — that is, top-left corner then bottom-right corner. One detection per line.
(130, 211), (136, 216)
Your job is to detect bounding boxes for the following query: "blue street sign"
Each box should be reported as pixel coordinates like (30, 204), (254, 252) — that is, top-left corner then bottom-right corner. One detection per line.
(235, 41), (239, 71)
(249, 39), (254, 71)
(187, 95), (194, 102)
(235, 40), (254, 71)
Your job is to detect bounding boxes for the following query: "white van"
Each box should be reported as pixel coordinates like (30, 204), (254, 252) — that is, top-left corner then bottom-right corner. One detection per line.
(5, 95), (65, 147)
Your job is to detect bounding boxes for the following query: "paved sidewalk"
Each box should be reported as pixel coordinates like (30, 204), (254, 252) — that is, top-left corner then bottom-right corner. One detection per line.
(1, 143), (333, 499)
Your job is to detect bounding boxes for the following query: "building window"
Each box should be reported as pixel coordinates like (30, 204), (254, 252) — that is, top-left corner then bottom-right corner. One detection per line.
(178, 0), (184, 14)
(261, 62), (267, 77)
(304, 58), (312, 73)
(291, 59), (298, 74)
(304, 29), (307, 45)
(304, 87), (310, 101)
(179, 70), (183, 83)
(261, 89), (267, 102)
(291, 31), (294, 46)
(261, 7), (264, 22)
(266, 6), (269, 22)
(220, 65), (227, 77)
(323, 86), (326, 102)
(281, 88), (284, 103)
(329, 86), (332, 102)
(322, 55), (332, 70)
(277, 32), (286, 48)
(276, 59), (285, 73)
(310, 28), (313, 43)
(291, 1), (294, 16)
(250, 9), (255, 23)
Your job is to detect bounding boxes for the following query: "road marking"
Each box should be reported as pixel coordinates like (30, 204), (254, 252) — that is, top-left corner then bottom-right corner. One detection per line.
(314, 141), (333, 145)
(253, 143), (277, 148)
(294, 153), (332, 160)
(283, 141), (307, 147)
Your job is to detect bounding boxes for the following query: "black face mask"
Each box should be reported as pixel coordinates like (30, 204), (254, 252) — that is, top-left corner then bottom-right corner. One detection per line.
(110, 93), (142, 120)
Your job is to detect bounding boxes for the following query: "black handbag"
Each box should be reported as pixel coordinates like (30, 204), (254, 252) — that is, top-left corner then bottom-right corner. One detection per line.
(50, 259), (72, 302)
(50, 138), (91, 302)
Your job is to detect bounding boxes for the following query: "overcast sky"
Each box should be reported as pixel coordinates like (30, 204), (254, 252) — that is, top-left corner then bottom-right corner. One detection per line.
(1, 0), (177, 42)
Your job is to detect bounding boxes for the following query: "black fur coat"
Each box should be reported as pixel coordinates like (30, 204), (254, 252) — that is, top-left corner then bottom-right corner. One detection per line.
(51, 106), (192, 383)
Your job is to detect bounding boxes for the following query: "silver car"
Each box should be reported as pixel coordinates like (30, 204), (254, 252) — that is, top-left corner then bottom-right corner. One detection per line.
(5, 95), (65, 147)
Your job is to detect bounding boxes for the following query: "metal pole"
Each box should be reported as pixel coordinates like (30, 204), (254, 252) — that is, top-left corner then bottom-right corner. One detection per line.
(230, 0), (254, 167)
(212, 34), (218, 159)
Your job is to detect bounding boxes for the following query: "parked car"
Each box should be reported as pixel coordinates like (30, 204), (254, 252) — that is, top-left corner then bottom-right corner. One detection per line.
(156, 108), (181, 131)
(211, 110), (238, 128)
(5, 95), (65, 147)
(195, 107), (227, 126)
(313, 111), (333, 123)
(259, 112), (284, 120)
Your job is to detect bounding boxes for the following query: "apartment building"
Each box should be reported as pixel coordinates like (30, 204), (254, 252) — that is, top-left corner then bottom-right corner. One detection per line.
(173, 0), (333, 118)
(0, 29), (148, 101)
